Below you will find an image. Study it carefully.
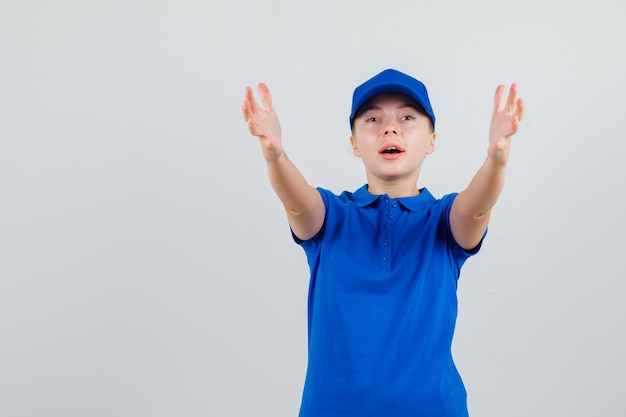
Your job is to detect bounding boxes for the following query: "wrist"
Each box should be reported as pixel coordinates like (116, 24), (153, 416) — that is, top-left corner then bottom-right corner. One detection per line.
(486, 151), (509, 169)
(259, 137), (284, 161)
(487, 140), (511, 166)
(263, 145), (286, 162)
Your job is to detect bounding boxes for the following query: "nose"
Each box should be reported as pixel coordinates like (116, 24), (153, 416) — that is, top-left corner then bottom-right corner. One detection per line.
(384, 125), (398, 136)
(383, 119), (398, 135)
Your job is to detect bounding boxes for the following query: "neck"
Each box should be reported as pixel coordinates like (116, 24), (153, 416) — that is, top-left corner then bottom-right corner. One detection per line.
(366, 180), (421, 198)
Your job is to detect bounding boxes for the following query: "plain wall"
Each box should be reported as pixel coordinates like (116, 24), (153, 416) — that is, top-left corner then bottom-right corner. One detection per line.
(1, 0), (624, 416)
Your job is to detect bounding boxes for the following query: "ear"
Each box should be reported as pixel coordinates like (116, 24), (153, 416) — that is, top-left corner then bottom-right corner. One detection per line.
(350, 135), (361, 157)
(425, 132), (437, 155)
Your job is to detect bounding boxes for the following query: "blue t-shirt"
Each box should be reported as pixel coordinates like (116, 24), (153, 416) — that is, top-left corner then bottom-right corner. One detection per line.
(295, 185), (483, 417)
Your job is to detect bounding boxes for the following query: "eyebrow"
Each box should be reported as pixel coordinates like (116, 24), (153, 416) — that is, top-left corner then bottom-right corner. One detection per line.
(360, 102), (420, 113)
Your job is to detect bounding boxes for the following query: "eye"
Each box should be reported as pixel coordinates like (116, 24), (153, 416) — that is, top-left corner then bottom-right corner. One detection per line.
(401, 115), (416, 121)
(365, 116), (379, 123)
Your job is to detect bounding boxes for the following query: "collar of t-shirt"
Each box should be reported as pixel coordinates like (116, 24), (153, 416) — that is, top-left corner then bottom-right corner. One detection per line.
(351, 184), (437, 212)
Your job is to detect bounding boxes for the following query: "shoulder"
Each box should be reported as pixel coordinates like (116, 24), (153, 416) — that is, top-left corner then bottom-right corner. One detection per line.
(422, 188), (458, 203)
(395, 188), (458, 215)
(316, 185), (366, 208)
(425, 189), (459, 213)
(437, 191), (459, 211)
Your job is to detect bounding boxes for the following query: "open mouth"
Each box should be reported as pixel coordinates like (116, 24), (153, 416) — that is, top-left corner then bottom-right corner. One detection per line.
(380, 146), (404, 154)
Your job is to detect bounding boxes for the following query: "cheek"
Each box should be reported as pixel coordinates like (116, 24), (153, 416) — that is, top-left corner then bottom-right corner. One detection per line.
(351, 131), (380, 158)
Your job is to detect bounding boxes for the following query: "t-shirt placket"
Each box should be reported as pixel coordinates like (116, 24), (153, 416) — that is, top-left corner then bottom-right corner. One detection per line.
(381, 196), (399, 271)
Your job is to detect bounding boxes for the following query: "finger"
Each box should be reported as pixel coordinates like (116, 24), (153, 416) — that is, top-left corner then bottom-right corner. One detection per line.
(242, 87), (253, 121)
(247, 117), (258, 135)
(493, 85), (506, 113)
(242, 99), (255, 123)
(245, 85), (262, 115)
(241, 87), (256, 122)
(247, 115), (264, 137)
(509, 116), (520, 136)
(257, 82), (273, 112)
(505, 83), (518, 114)
(242, 100), (249, 121)
(516, 98), (525, 122)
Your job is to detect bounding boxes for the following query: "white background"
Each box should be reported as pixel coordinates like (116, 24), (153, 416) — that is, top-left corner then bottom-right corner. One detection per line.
(1, 0), (625, 416)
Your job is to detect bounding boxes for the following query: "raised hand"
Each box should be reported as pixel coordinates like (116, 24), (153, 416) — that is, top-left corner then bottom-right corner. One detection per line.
(242, 83), (283, 161)
(488, 83), (524, 164)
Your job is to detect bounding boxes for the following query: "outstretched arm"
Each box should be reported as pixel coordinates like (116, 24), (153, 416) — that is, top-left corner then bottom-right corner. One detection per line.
(242, 83), (325, 241)
(449, 83), (525, 250)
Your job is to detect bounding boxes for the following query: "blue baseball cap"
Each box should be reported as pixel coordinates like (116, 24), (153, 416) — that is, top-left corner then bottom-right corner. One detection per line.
(349, 68), (435, 129)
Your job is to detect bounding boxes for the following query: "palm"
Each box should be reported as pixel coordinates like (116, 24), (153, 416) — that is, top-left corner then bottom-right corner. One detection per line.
(242, 83), (283, 159)
(488, 84), (524, 163)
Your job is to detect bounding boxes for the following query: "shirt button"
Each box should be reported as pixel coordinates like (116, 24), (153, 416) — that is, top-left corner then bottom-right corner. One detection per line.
(391, 202), (397, 208)
(383, 255), (389, 261)
(383, 240), (389, 245)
